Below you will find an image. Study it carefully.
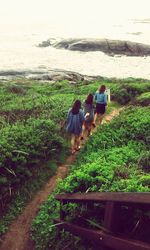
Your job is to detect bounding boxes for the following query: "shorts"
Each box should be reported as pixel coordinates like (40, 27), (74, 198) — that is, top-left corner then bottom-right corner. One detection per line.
(95, 103), (106, 114)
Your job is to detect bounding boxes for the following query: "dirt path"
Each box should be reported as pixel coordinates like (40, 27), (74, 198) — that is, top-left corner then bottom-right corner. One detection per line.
(0, 108), (122, 250)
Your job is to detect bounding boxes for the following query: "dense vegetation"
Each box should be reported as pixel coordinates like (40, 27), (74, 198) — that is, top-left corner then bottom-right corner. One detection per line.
(0, 78), (119, 236)
(0, 77), (150, 248)
(30, 78), (149, 249)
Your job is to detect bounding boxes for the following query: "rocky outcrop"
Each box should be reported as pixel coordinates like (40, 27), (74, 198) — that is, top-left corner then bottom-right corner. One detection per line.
(27, 69), (85, 82)
(38, 38), (150, 56)
(0, 69), (101, 83)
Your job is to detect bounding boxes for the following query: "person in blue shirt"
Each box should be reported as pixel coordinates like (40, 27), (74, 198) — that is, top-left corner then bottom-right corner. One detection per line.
(93, 85), (107, 126)
(66, 100), (85, 154)
(82, 94), (95, 138)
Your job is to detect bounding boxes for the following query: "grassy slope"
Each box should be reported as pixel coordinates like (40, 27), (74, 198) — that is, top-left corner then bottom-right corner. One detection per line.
(0, 78), (120, 237)
(32, 106), (150, 250)
(0, 77), (150, 247)
(31, 78), (150, 249)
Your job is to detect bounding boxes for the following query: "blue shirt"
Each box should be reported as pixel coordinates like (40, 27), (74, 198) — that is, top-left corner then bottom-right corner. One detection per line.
(94, 92), (107, 104)
(66, 109), (85, 135)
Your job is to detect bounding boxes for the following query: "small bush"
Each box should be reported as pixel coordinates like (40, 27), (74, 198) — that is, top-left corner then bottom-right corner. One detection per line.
(7, 85), (26, 95)
(135, 92), (150, 106)
(139, 175), (150, 187)
(138, 151), (150, 172)
(112, 82), (150, 104)
(113, 88), (131, 104)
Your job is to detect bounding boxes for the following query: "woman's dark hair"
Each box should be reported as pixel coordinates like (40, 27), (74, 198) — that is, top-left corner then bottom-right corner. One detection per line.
(71, 100), (81, 114)
(99, 85), (106, 93)
(85, 94), (93, 105)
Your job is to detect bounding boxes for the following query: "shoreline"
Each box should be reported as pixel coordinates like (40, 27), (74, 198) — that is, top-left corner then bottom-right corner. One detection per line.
(0, 68), (150, 82)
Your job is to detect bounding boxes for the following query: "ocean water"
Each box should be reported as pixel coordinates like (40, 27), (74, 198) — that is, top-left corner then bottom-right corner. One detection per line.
(0, 2), (150, 79)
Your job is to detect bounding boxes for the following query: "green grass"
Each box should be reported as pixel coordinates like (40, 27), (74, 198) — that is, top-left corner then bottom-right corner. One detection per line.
(0, 160), (57, 235)
(32, 105), (150, 250)
(0, 77), (149, 248)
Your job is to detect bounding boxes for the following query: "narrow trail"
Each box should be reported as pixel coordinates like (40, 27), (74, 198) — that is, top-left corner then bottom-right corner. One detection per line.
(0, 108), (123, 250)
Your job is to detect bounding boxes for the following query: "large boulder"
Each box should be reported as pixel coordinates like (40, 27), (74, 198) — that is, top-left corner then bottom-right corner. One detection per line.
(38, 38), (150, 56)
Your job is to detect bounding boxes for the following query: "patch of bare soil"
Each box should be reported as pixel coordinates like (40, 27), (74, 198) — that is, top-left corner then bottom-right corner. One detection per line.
(0, 108), (122, 250)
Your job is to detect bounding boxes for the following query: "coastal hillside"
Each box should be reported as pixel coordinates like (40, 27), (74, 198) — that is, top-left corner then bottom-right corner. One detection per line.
(31, 79), (150, 249)
(0, 77), (149, 249)
(1, 0), (150, 249)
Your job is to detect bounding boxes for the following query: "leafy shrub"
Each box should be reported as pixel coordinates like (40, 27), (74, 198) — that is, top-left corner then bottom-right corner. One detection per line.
(7, 84), (26, 95)
(113, 88), (131, 104)
(139, 175), (150, 187)
(122, 82), (150, 96)
(138, 151), (150, 172)
(135, 92), (150, 106)
(0, 118), (65, 206)
(112, 81), (150, 104)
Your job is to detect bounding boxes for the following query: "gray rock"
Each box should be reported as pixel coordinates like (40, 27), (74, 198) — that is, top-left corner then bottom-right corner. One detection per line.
(39, 38), (150, 56)
(0, 69), (88, 82)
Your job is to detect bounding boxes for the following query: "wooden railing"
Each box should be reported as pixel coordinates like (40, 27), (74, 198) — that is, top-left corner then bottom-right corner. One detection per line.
(55, 192), (150, 250)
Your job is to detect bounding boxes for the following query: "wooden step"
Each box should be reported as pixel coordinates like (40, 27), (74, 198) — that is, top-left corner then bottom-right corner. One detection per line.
(55, 219), (150, 250)
(56, 192), (150, 205)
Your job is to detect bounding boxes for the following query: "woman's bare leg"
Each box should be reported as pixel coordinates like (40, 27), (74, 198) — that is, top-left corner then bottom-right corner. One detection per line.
(71, 134), (82, 153)
(98, 114), (104, 124)
(75, 135), (81, 150)
(81, 124), (86, 139)
(93, 113), (97, 125)
(83, 123), (88, 138)
(88, 123), (92, 135)
(85, 123), (91, 136)
(71, 134), (76, 153)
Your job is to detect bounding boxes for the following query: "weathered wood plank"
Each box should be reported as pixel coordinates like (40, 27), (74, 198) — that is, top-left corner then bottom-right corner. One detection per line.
(56, 192), (150, 205)
(103, 201), (121, 233)
(55, 219), (150, 250)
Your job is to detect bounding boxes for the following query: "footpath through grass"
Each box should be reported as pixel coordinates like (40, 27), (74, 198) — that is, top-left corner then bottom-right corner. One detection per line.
(0, 77), (150, 248)
(31, 105), (150, 250)
(0, 78), (120, 237)
(30, 78), (150, 249)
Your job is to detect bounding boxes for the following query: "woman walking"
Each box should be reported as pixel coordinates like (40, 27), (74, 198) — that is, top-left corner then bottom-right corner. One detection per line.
(93, 85), (107, 126)
(82, 94), (95, 138)
(66, 100), (84, 154)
